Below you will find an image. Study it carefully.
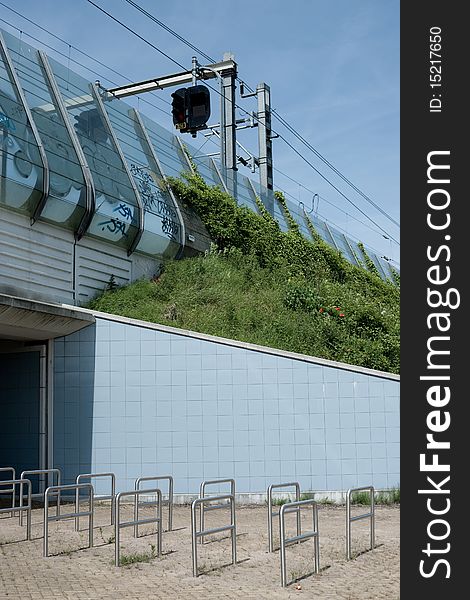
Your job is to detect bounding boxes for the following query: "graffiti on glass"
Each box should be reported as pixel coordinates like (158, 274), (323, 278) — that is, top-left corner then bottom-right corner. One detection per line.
(97, 202), (134, 236)
(114, 202), (133, 221)
(98, 217), (128, 236)
(130, 163), (180, 241)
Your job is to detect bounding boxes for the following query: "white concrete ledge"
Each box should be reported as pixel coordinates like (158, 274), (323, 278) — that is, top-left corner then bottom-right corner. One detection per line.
(90, 490), (398, 506)
(63, 303), (400, 382)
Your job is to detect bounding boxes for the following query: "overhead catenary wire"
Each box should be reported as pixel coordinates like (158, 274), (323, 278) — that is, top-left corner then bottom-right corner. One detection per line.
(1, 1), (399, 250)
(82, 0), (399, 245)
(0, 12), (171, 118)
(0, 1), (163, 105)
(191, 115), (399, 255)
(117, 0), (399, 231)
(270, 109), (400, 228)
(199, 133), (393, 245)
(85, 0), (186, 71)
(188, 134), (398, 262)
(273, 165), (395, 243)
(122, 0), (215, 65)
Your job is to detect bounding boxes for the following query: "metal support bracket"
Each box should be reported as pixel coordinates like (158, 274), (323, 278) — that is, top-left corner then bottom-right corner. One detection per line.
(37, 50), (96, 241)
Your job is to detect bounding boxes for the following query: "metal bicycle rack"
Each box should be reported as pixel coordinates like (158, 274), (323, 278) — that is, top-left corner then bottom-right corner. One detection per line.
(75, 472), (116, 530)
(346, 486), (375, 560)
(19, 468), (62, 526)
(134, 475), (174, 535)
(0, 479), (32, 540)
(199, 478), (235, 544)
(267, 482), (301, 552)
(115, 488), (162, 567)
(279, 499), (320, 588)
(0, 467), (16, 517)
(191, 494), (237, 577)
(43, 483), (94, 557)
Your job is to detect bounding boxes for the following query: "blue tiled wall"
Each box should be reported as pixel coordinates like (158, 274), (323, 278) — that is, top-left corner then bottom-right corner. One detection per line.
(53, 317), (400, 495)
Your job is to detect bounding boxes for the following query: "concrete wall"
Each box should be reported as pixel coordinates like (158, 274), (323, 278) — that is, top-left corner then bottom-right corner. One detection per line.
(53, 314), (400, 497)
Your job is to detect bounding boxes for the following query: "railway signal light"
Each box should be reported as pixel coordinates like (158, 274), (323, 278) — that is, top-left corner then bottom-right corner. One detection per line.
(171, 85), (211, 135)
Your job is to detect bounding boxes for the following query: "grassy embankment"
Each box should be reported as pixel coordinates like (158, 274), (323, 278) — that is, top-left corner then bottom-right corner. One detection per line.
(88, 172), (399, 374)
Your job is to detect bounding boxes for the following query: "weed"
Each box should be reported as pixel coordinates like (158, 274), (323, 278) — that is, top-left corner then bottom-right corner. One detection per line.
(119, 548), (155, 566)
(376, 487), (400, 505)
(317, 496), (334, 506)
(350, 491), (372, 506)
(105, 274), (119, 292)
(271, 497), (290, 506)
(351, 488), (400, 506)
(290, 569), (302, 582)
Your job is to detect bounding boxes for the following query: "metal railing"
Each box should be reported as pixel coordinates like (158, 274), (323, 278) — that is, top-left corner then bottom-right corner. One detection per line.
(279, 499), (320, 588)
(115, 488), (162, 567)
(19, 468), (61, 526)
(134, 475), (173, 536)
(191, 494), (236, 577)
(0, 467), (16, 517)
(75, 472), (115, 530)
(0, 479), (32, 540)
(346, 486), (375, 560)
(199, 478), (235, 544)
(267, 482), (301, 552)
(43, 483), (94, 557)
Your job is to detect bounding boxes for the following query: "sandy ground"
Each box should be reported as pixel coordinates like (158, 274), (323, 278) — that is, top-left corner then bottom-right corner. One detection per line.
(0, 503), (399, 599)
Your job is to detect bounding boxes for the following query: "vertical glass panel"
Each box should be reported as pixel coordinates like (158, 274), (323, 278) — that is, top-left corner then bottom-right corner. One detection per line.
(141, 116), (190, 181)
(389, 260), (399, 280)
(342, 233), (363, 266)
(188, 158), (216, 188)
(272, 191), (290, 232)
(328, 227), (357, 264)
(306, 214), (333, 247)
(237, 173), (260, 213)
(3, 30), (87, 230)
(194, 155), (225, 188)
(251, 179), (274, 216)
(378, 257), (395, 281)
(0, 30), (43, 215)
(101, 97), (183, 258)
(388, 260), (399, 280)
(352, 241), (367, 267)
(355, 241), (387, 280)
(285, 197), (312, 239)
(47, 55), (139, 249)
(368, 250), (388, 280)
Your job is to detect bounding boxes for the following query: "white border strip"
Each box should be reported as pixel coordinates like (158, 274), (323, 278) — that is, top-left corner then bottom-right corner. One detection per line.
(62, 303), (399, 382)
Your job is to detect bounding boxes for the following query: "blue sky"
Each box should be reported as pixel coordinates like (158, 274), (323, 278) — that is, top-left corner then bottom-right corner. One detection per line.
(1, 0), (399, 263)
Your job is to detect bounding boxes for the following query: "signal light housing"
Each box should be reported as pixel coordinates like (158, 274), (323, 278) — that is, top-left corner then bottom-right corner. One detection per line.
(171, 85), (211, 135)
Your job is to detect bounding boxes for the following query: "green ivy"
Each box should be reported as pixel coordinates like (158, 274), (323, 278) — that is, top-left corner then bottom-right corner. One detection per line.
(274, 191), (301, 235)
(303, 212), (323, 244)
(91, 169), (400, 373)
(391, 268), (400, 287)
(357, 242), (381, 279)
